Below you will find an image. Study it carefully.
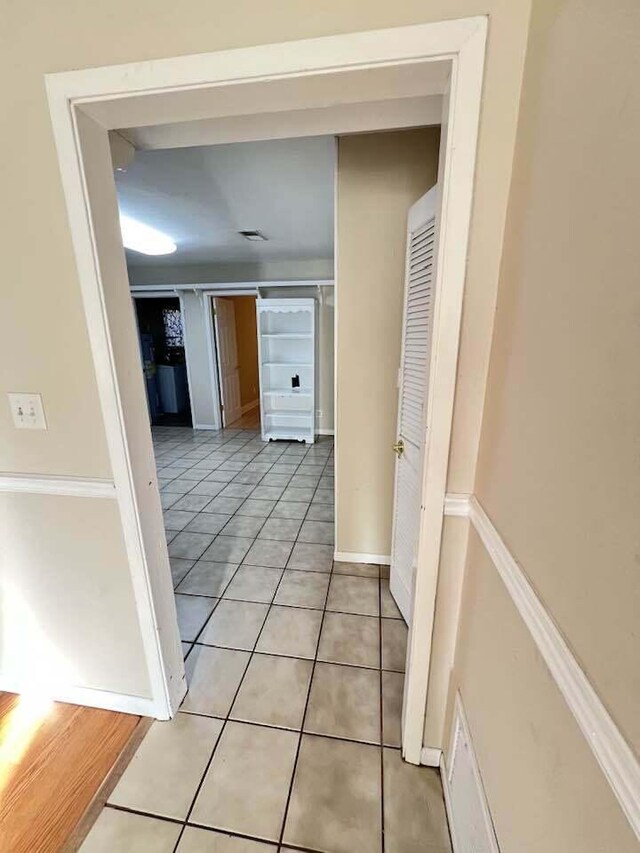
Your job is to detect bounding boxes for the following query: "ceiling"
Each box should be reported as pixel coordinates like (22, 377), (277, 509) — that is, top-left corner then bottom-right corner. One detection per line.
(115, 136), (335, 268)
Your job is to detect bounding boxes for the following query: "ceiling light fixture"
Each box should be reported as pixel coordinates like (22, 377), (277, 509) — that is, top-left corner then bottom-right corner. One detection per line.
(120, 215), (177, 255)
(239, 229), (268, 242)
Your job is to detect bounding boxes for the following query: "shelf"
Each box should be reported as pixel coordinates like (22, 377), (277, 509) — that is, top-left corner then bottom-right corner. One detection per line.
(263, 389), (312, 397)
(258, 297), (315, 444)
(262, 362), (313, 367)
(264, 409), (311, 422)
(264, 427), (314, 442)
(261, 333), (312, 339)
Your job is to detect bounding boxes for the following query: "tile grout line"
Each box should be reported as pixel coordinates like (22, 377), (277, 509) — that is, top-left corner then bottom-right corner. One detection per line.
(170, 435), (333, 645)
(170, 528), (296, 853)
(138, 429), (335, 852)
(275, 460), (333, 850)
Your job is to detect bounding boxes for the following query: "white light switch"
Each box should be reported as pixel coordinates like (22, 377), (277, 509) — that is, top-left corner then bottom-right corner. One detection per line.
(8, 393), (47, 430)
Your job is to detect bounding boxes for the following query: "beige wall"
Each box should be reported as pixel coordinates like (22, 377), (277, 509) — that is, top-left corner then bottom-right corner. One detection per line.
(451, 533), (638, 853)
(231, 296), (259, 408)
(440, 1), (640, 850)
(0, 0), (530, 701)
(0, 493), (151, 698)
(336, 129), (439, 554)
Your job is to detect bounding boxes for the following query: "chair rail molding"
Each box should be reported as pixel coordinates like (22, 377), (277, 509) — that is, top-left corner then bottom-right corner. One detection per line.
(0, 473), (116, 499)
(443, 492), (640, 840)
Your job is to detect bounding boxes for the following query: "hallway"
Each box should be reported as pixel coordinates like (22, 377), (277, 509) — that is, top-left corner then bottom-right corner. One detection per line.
(81, 427), (451, 852)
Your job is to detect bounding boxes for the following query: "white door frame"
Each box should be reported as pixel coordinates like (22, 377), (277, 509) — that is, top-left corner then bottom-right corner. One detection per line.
(203, 289), (259, 430)
(46, 20), (487, 757)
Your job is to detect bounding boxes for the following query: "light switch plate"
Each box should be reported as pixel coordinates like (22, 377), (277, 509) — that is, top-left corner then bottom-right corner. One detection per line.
(8, 393), (47, 430)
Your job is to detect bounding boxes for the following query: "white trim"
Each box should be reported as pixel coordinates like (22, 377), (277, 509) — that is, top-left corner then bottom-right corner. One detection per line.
(204, 289), (258, 298)
(317, 428), (334, 436)
(443, 492), (471, 517)
(0, 474), (116, 499)
(176, 293), (198, 431)
(193, 423), (218, 431)
(420, 746), (442, 767)
(332, 134), (340, 568)
(402, 19), (487, 765)
(202, 293), (223, 431)
(130, 280), (333, 293)
(333, 551), (391, 566)
(441, 493), (640, 841)
(46, 20), (479, 109)
(0, 674), (158, 718)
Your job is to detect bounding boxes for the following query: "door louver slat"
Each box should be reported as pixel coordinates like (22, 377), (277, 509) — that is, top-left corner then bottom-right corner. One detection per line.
(400, 219), (436, 448)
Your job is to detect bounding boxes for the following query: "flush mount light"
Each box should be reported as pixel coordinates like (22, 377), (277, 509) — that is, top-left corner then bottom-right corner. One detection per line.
(239, 229), (268, 242)
(120, 215), (177, 256)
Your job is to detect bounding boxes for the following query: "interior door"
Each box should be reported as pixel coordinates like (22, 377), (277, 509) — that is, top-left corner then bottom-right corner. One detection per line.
(390, 185), (439, 623)
(213, 297), (242, 426)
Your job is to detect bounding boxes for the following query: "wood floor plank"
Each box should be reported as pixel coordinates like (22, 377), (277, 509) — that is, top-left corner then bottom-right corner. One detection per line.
(0, 692), (139, 853)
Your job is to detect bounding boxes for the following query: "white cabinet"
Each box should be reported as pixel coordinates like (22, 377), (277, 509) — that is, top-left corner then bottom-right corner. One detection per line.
(257, 298), (315, 443)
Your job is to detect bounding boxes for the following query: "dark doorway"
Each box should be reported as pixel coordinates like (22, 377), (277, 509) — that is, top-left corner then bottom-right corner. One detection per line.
(134, 297), (192, 427)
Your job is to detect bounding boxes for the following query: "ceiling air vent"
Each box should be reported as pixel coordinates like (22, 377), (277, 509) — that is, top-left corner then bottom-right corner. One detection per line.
(239, 229), (268, 241)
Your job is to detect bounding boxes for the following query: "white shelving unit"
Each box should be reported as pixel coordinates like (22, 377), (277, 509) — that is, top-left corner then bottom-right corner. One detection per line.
(257, 298), (315, 443)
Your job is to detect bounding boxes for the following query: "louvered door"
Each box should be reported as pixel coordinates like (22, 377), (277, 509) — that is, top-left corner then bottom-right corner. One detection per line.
(390, 186), (439, 623)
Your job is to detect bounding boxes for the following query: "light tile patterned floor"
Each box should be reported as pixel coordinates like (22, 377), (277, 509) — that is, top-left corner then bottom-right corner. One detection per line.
(82, 427), (452, 853)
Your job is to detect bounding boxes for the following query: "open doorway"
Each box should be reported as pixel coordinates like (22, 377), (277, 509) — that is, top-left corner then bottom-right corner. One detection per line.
(114, 135), (338, 699)
(47, 22), (486, 777)
(133, 295), (192, 427)
(209, 294), (260, 429)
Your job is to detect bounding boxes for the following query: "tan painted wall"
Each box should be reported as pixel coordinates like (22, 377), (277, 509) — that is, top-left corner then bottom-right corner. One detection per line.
(231, 296), (259, 408)
(0, 493), (151, 698)
(336, 129), (440, 554)
(451, 533), (638, 853)
(0, 1), (530, 698)
(440, 1), (640, 850)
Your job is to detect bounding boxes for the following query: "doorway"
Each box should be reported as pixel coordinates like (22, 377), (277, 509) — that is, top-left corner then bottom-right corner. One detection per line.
(134, 296), (192, 427)
(210, 295), (260, 430)
(46, 20), (487, 767)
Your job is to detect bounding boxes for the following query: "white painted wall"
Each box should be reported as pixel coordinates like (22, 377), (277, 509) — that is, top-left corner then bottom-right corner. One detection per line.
(180, 291), (218, 429)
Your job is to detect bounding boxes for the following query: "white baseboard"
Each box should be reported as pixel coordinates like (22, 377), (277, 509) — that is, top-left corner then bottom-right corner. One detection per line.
(241, 399), (259, 415)
(317, 428), (335, 436)
(0, 677), (160, 718)
(193, 423), (218, 430)
(333, 550), (391, 565)
(0, 474), (116, 499)
(443, 491), (640, 842)
(421, 746), (442, 767)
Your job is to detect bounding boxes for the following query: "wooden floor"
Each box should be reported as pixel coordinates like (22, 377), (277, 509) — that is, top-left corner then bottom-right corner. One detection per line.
(228, 405), (260, 430)
(0, 692), (139, 853)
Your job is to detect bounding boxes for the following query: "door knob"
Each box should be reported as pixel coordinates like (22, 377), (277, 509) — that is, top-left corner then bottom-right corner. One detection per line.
(392, 439), (404, 457)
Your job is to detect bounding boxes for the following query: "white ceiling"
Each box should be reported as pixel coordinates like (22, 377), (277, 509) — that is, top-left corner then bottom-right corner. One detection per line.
(115, 136), (335, 268)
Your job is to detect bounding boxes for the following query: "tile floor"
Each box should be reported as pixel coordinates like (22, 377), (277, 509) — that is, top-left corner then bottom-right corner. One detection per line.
(82, 427), (452, 853)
